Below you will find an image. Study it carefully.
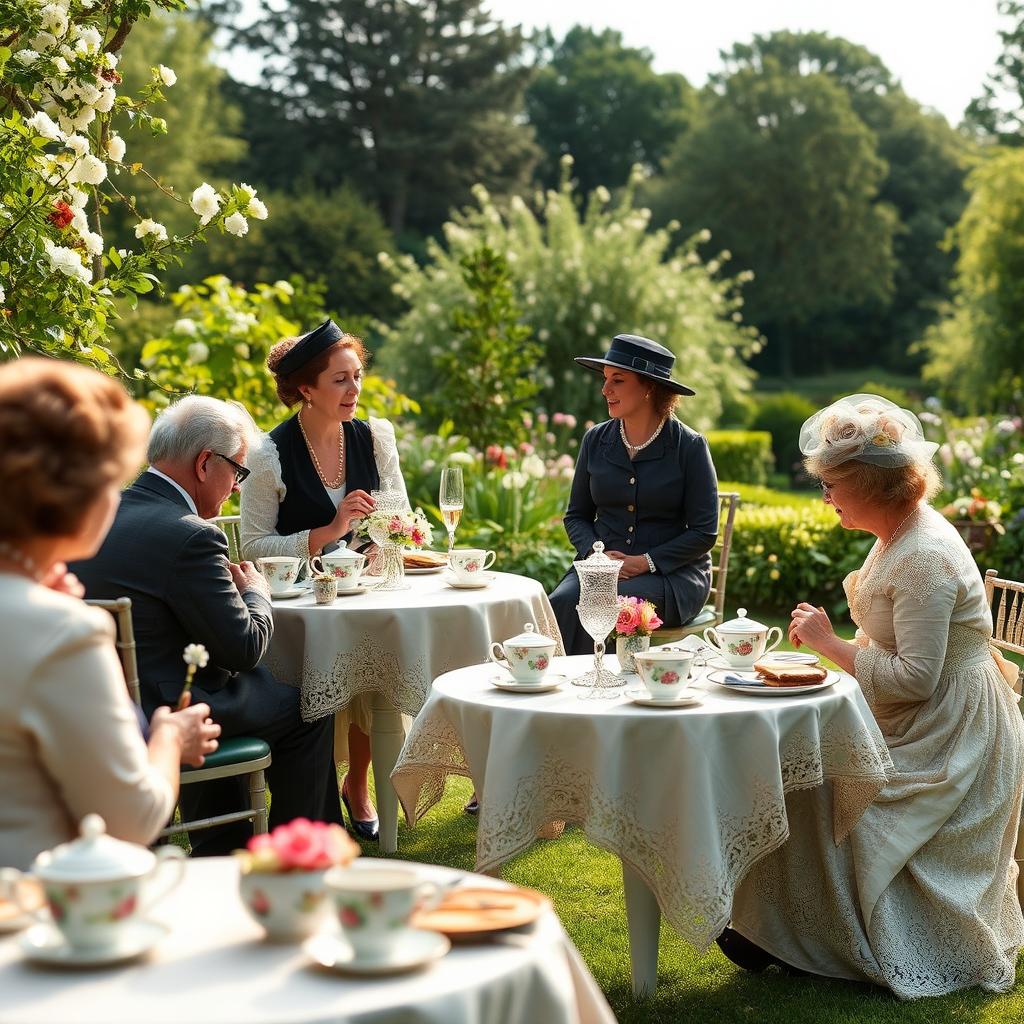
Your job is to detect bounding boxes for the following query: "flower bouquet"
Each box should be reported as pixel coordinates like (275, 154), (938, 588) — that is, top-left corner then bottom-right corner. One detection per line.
(941, 488), (1004, 552)
(357, 502), (434, 590)
(610, 596), (663, 673)
(235, 818), (359, 941)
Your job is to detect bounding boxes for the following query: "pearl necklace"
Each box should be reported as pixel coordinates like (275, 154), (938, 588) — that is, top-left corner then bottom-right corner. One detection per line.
(0, 540), (43, 581)
(298, 413), (345, 489)
(880, 505), (919, 550)
(619, 417), (668, 458)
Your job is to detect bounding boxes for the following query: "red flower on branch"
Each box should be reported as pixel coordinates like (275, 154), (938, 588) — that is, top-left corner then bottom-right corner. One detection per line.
(48, 201), (74, 230)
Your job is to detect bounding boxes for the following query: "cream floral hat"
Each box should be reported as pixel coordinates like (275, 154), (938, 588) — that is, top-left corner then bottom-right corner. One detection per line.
(799, 393), (939, 468)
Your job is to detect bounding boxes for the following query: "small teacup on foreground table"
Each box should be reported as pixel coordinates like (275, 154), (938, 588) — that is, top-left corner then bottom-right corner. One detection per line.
(326, 864), (440, 960)
(448, 548), (496, 584)
(632, 648), (696, 701)
(256, 556), (305, 595)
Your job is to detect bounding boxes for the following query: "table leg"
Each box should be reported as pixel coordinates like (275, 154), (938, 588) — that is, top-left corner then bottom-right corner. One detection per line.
(621, 860), (660, 998)
(369, 692), (405, 854)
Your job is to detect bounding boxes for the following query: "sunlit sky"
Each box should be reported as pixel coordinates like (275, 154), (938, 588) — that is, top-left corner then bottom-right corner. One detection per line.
(482, 0), (1003, 124)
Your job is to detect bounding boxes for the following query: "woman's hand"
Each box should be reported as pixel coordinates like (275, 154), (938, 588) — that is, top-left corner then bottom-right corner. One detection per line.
(331, 488), (376, 538)
(605, 551), (650, 580)
(41, 561), (85, 599)
(789, 602), (835, 652)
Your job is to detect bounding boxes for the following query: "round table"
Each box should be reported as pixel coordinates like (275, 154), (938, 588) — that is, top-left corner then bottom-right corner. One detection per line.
(391, 655), (894, 995)
(0, 858), (615, 1024)
(264, 571), (563, 852)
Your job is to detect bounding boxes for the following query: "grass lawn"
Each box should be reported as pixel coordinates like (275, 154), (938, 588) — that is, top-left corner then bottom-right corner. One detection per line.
(348, 619), (1024, 1024)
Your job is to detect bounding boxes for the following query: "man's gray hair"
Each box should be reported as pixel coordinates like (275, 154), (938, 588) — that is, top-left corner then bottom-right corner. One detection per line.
(147, 396), (259, 465)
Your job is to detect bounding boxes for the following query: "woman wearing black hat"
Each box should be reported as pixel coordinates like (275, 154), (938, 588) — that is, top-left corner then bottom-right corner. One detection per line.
(549, 334), (720, 654)
(239, 320), (409, 840)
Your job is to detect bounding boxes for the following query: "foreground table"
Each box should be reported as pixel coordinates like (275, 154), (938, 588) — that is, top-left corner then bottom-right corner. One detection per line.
(265, 571), (563, 852)
(0, 858), (614, 1024)
(392, 656), (894, 995)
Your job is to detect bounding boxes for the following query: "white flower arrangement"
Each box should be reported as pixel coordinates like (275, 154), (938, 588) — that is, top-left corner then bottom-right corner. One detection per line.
(357, 507), (433, 548)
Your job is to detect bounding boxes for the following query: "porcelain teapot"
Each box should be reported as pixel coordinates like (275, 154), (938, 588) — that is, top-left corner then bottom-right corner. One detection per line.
(703, 608), (782, 668)
(488, 623), (557, 684)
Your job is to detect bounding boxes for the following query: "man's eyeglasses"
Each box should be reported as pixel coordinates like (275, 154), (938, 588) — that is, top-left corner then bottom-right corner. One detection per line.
(213, 452), (250, 485)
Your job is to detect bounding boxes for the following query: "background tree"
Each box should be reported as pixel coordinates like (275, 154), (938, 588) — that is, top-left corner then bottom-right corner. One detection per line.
(965, 0), (1024, 142)
(648, 54), (897, 378)
(213, 0), (538, 241)
(525, 26), (695, 195)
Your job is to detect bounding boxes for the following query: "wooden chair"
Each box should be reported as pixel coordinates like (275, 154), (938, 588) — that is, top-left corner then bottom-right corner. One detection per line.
(649, 491), (741, 645)
(212, 514), (242, 562)
(88, 595), (271, 841)
(984, 568), (1024, 907)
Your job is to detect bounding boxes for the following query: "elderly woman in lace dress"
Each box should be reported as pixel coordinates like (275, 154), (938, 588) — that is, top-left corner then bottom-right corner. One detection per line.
(717, 395), (1024, 998)
(240, 320), (409, 841)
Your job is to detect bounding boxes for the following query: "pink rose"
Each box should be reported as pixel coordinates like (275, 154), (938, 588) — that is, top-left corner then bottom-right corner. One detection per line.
(659, 671), (679, 686)
(250, 818), (358, 872)
(615, 601), (641, 636)
(388, 515), (403, 534)
(411, 528), (425, 546)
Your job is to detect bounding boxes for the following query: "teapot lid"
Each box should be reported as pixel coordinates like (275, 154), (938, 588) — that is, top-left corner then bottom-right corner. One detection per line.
(715, 608), (769, 634)
(32, 814), (155, 882)
(504, 622), (555, 648)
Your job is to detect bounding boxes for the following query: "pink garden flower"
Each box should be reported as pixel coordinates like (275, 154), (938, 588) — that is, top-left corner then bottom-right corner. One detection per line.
(615, 599), (642, 636)
(638, 602), (662, 634)
(246, 818), (357, 872)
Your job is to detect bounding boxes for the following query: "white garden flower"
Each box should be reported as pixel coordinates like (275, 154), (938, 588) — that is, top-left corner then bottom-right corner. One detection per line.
(174, 318), (197, 335)
(274, 279), (294, 295)
(75, 81), (102, 106)
(521, 454), (546, 480)
(187, 342), (210, 364)
(65, 105), (96, 132)
(74, 26), (102, 53)
(0, 285), (5, 305)
(51, 54), (69, 74)
(223, 211), (248, 237)
(246, 197), (268, 220)
(64, 133), (89, 157)
(106, 134), (125, 162)
(157, 64), (177, 87)
(134, 218), (167, 242)
(234, 342), (250, 358)
(13, 50), (40, 66)
(182, 643), (209, 668)
(237, 182), (257, 202)
(190, 182), (221, 225)
(69, 154), (106, 185)
(43, 239), (91, 284)
(92, 86), (115, 113)
(66, 186), (88, 210)
(70, 208), (89, 235)
(80, 229), (103, 257)
(31, 32), (58, 51)
(26, 110), (64, 141)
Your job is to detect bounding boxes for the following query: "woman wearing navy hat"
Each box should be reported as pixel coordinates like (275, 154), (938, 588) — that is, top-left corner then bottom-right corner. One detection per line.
(240, 320), (409, 840)
(549, 334), (720, 654)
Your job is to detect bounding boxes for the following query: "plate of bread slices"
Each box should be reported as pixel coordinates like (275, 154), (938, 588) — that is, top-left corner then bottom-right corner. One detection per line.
(707, 658), (838, 695)
(403, 550), (449, 574)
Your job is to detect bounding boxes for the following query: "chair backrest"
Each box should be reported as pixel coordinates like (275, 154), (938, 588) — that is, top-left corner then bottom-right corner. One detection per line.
(710, 492), (741, 619)
(984, 568), (1024, 690)
(212, 514), (242, 562)
(85, 597), (141, 706)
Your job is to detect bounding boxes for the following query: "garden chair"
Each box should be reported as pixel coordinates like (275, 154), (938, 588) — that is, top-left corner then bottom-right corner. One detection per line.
(87, 595), (271, 841)
(649, 491), (741, 645)
(212, 513), (242, 562)
(983, 568), (1024, 907)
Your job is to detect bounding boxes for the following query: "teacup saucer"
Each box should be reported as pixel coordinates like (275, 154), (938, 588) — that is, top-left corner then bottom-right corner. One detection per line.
(625, 688), (703, 709)
(332, 579), (383, 596)
(489, 674), (565, 694)
(19, 919), (169, 967)
(305, 928), (450, 976)
(270, 588), (307, 601)
(444, 573), (495, 590)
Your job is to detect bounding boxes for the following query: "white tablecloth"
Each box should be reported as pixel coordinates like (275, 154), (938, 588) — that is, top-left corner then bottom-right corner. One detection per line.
(392, 656), (894, 951)
(264, 572), (563, 722)
(0, 858), (615, 1024)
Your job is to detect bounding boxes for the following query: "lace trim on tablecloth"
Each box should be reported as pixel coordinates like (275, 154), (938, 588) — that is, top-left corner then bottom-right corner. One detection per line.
(392, 716), (892, 950)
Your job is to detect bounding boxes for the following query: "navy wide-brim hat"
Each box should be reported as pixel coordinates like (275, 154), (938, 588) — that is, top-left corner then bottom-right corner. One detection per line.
(574, 334), (695, 396)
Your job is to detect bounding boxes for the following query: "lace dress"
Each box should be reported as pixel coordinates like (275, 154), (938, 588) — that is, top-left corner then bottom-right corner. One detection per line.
(731, 505), (1024, 998)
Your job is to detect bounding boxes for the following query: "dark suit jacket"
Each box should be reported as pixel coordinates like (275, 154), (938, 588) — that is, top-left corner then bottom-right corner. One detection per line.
(73, 473), (278, 735)
(561, 417), (719, 624)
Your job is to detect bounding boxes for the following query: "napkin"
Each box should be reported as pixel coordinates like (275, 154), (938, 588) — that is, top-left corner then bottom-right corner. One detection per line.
(722, 674), (767, 686)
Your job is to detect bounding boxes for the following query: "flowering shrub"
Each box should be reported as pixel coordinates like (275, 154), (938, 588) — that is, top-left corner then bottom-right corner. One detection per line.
(378, 161), (760, 430)
(358, 507), (433, 548)
(611, 596), (662, 639)
(0, 0), (269, 368)
(237, 819), (358, 874)
(940, 489), (1004, 527)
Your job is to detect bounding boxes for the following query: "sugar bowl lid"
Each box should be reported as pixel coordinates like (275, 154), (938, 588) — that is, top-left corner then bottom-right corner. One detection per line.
(715, 608), (769, 634)
(32, 814), (155, 882)
(503, 622), (555, 648)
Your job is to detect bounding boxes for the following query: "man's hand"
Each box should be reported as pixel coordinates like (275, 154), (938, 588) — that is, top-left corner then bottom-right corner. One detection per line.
(151, 702), (221, 768)
(230, 559), (270, 598)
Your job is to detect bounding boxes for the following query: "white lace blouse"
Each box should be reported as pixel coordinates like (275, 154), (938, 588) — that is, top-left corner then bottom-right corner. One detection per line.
(239, 416), (408, 562)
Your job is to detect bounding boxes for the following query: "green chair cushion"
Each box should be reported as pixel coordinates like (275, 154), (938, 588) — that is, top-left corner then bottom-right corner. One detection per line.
(683, 605), (718, 629)
(183, 736), (270, 772)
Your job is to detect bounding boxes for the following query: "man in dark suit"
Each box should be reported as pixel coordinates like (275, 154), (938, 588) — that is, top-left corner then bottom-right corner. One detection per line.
(74, 396), (342, 855)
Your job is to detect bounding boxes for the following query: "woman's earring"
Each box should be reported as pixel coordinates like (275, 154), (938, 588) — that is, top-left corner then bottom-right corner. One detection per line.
(306, 400), (312, 409)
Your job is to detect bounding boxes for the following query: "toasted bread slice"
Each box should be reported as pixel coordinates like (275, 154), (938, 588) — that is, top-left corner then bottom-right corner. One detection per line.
(754, 661), (828, 686)
(403, 550), (447, 568)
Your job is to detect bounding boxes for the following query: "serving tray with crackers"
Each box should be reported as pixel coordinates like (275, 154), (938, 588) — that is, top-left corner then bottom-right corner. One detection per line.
(403, 550), (448, 575)
(411, 885), (551, 940)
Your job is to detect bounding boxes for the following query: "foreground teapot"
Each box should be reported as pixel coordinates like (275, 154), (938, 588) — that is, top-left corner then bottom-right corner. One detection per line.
(488, 623), (557, 684)
(704, 608), (782, 668)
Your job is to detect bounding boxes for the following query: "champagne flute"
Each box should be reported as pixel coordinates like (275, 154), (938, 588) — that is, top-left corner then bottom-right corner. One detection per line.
(439, 466), (464, 557)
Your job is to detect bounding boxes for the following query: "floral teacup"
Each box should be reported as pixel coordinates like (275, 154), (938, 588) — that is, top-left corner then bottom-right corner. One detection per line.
(632, 649), (695, 701)
(449, 548), (496, 583)
(488, 623), (557, 684)
(256, 556), (305, 595)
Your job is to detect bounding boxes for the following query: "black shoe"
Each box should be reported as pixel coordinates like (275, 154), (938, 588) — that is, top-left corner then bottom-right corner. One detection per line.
(341, 786), (379, 842)
(715, 927), (807, 976)
(464, 796), (479, 815)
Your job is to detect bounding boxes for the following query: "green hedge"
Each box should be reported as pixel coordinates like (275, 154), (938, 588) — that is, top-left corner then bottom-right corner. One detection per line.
(706, 431), (774, 485)
(726, 504), (873, 616)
